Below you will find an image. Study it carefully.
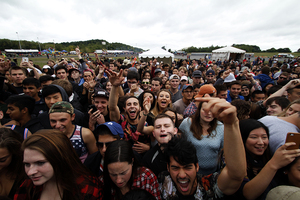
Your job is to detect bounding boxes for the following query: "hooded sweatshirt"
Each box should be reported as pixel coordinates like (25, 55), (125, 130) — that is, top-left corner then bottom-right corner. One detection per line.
(38, 84), (86, 128)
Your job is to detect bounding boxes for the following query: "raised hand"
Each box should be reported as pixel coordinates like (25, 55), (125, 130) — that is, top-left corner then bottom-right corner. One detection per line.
(197, 94), (238, 125)
(105, 69), (124, 87)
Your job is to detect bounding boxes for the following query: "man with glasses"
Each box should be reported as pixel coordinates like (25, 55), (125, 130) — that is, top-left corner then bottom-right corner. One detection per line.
(141, 78), (151, 91)
(276, 72), (289, 85)
(173, 85), (194, 115)
(84, 121), (124, 177)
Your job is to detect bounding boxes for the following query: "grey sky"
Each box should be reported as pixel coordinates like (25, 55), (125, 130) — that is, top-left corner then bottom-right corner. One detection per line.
(1, 0), (299, 51)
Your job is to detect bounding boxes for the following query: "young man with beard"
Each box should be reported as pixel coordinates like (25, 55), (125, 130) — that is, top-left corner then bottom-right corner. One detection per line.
(142, 114), (177, 176)
(159, 96), (246, 199)
(48, 101), (97, 163)
(107, 68), (151, 155)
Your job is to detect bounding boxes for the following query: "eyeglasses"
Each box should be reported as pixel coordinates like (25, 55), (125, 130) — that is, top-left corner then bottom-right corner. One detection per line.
(96, 141), (113, 148)
(142, 82), (150, 84)
(279, 77), (287, 80)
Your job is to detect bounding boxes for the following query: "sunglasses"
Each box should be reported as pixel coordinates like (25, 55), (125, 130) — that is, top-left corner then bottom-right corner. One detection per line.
(96, 141), (113, 148)
(279, 77), (287, 80)
(142, 82), (150, 84)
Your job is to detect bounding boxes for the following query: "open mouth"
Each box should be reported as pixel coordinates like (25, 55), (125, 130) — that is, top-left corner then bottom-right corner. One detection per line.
(160, 101), (167, 106)
(177, 179), (190, 192)
(129, 110), (136, 117)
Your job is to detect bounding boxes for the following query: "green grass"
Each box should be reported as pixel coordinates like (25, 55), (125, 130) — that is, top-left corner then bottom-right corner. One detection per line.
(15, 52), (299, 67)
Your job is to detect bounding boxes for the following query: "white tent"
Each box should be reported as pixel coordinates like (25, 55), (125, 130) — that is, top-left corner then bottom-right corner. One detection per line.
(211, 46), (246, 62)
(139, 48), (174, 64)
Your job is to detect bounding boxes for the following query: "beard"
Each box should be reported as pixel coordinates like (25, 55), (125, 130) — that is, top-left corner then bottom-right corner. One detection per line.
(125, 110), (140, 121)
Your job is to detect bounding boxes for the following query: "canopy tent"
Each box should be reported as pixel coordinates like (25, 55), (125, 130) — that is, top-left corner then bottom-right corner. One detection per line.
(139, 48), (174, 65)
(211, 46), (246, 62)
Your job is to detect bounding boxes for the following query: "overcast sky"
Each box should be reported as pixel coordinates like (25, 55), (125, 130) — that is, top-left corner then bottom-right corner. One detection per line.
(1, 0), (299, 52)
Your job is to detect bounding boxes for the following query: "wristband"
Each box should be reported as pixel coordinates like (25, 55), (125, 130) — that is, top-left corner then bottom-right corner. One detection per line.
(143, 112), (148, 116)
(88, 89), (94, 93)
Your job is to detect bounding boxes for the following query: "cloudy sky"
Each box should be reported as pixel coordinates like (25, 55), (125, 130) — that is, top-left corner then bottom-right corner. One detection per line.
(1, 0), (299, 52)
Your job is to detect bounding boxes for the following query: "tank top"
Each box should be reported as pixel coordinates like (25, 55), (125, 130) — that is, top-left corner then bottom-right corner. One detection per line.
(69, 125), (88, 163)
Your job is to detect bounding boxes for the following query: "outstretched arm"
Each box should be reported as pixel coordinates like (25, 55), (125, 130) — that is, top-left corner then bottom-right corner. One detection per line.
(198, 95), (246, 195)
(242, 143), (300, 200)
(263, 79), (300, 107)
(106, 69), (124, 122)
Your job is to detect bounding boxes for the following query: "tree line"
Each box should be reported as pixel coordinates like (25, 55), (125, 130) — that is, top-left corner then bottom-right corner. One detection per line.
(181, 44), (294, 53)
(0, 39), (143, 53)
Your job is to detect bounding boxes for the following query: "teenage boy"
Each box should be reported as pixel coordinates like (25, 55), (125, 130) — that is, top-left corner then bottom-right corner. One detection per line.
(22, 77), (47, 116)
(266, 96), (290, 116)
(226, 81), (244, 103)
(168, 74), (182, 103)
(88, 89), (110, 131)
(106, 69), (150, 154)
(151, 77), (162, 97)
(142, 114), (177, 176)
(49, 101), (97, 163)
(84, 121), (124, 177)
(159, 96), (246, 199)
(5, 95), (44, 133)
(9, 66), (27, 94)
(38, 84), (85, 128)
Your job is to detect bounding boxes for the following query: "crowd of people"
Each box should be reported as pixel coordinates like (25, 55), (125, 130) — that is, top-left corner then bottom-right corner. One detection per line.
(0, 46), (300, 200)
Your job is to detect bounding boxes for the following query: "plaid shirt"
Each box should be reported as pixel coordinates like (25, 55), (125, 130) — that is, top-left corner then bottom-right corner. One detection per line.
(183, 101), (198, 118)
(14, 176), (102, 200)
(100, 166), (161, 200)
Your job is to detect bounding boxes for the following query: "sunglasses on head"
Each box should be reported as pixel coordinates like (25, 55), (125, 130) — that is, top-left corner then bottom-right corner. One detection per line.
(96, 141), (113, 148)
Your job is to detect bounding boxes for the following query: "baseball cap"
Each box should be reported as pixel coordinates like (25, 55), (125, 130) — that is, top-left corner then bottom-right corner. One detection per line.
(128, 67), (138, 73)
(68, 67), (80, 73)
(266, 186), (300, 200)
(194, 85), (216, 98)
(93, 89), (109, 99)
(224, 73), (236, 83)
(154, 68), (162, 74)
(96, 121), (124, 138)
(181, 76), (188, 81)
(49, 101), (74, 115)
(182, 84), (193, 90)
(169, 74), (180, 80)
(43, 65), (51, 69)
(206, 70), (215, 76)
(192, 70), (202, 78)
(240, 67), (250, 73)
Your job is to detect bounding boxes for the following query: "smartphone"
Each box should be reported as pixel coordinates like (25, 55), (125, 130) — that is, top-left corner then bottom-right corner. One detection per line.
(22, 57), (28, 62)
(162, 71), (165, 75)
(88, 105), (97, 114)
(285, 132), (300, 150)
